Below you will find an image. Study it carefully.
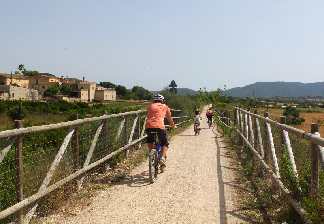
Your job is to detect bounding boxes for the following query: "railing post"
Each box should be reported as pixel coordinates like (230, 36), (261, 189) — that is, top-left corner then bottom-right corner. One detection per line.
(137, 114), (141, 149)
(254, 110), (264, 158)
(280, 116), (299, 181)
(310, 123), (319, 197)
(280, 116), (286, 144)
(248, 109), (255, 146)
(73, 125), (80, 171)
(263, 112), (270, 164)
(123, 115), (128, 157)
(244, 111), (249, 142)
(237, 108), (243, 147)
(14, 120), (24, 224)
(239, 109), (244, 133)
(103, 117), (109, 148)
(265, 112), (280, 176)
(72, 114), (80, 173)
(124, 116), (128, 144)
(233, 108), (237, 126)
(254, 110), (265, 176)
(126, 115), (139, 157)
(225, 110), (230, 126)
(247, 109), (256, 175)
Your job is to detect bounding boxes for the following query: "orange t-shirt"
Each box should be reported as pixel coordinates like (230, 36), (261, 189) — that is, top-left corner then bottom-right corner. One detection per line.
(146, 103), (171, 129)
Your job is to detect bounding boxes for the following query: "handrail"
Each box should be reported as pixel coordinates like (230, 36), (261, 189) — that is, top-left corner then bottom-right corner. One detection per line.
(0, 136), (146, 220)
(236, 107), (324, 147)
(214, 107), (324, 224)
(0, 110), (146, 139)
(0, 109), (190, 223)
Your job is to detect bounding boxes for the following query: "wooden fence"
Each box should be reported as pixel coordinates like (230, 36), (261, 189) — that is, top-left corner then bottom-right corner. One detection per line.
(0, 109), (190, 223)
(215, 107), (324, 224)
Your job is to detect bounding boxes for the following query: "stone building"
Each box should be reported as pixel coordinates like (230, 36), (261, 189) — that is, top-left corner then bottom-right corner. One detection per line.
(0, 85), (39, 101)
(62, 77), (96, 102)
(69, 89), (89, 102)
(0, 73), (30, 88)
(94, 86), (116, 101)
(27, 73), (61, 96)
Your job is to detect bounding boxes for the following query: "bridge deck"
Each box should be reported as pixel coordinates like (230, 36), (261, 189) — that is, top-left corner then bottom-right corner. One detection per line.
(42, 112), (249, 224)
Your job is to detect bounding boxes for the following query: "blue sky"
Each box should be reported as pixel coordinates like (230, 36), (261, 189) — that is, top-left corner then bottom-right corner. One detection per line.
(1, 0), (324, 90)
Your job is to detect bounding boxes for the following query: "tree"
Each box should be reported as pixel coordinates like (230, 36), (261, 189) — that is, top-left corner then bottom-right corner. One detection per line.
(169, 80), (178, 94)
(131, 86), (152, 100)
(60, 85), (72, 95)
(115, 85), (130, 97)
(100, 82), (116, 89)
(44, 85), (60, 97)
(283, 106), (305, 125)
(23, 70), (39, 76)
(16, 64), (39, 76)
(17, 64), (26, 74)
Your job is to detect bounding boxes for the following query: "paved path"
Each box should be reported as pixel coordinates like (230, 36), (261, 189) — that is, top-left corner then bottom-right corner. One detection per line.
(43, 112), (247, 224)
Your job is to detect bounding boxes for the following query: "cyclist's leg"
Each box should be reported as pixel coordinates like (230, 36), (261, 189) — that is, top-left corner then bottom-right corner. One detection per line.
(159, 129), (169, 164)
(145, 128), (155, 151)
(147, 143), (154, 150)
(162, 146), (168, 159)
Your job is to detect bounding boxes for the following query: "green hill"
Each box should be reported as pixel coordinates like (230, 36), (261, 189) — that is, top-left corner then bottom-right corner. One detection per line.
(226, 82), (324, 98)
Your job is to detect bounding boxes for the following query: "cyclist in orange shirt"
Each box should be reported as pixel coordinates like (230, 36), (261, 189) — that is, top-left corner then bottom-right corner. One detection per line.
(146, 94), (175, 169)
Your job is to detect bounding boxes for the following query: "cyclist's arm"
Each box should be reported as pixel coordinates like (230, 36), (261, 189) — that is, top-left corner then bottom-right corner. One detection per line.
(166, 107), (175, 128)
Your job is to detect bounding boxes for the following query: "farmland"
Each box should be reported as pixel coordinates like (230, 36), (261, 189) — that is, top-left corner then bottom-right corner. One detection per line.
(255, 107), (324, 136)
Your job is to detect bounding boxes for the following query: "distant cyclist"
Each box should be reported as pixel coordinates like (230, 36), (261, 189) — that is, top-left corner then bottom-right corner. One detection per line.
(206, 107), (214, 128)
(145, 94), (175, 169)
(194, 109), (201, 135)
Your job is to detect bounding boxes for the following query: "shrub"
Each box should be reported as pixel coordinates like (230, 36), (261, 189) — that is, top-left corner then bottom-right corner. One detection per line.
(7, 102), (25, 120)
(283, 106), (305, 125)
(44, 85), (60, 97)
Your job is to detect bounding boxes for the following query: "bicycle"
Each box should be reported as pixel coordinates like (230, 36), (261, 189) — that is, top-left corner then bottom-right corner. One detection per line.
(148, 132), (164, 183)
(194, 123), (201, 135)
(207, 117), (213, 128)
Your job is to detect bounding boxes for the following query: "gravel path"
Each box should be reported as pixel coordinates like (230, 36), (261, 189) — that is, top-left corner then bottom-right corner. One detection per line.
(43, 112), (247, 224)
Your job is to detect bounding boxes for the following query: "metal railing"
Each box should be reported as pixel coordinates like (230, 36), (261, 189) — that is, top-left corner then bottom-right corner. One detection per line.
(215, 107), (324, 224)
(0, 109), (190, 223)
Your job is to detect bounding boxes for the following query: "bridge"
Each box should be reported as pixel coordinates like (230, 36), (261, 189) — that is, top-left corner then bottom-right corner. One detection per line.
(0, 106), (323, 223)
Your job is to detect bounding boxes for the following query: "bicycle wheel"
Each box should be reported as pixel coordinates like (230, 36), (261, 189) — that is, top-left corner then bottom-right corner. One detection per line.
(149, 148), (157, 183)
(154, 149), (160, 177)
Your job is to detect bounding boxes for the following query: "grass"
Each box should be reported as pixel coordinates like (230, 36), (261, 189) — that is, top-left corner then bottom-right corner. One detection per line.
(216, 109), (324, 223)
(0, 100), (146, 131)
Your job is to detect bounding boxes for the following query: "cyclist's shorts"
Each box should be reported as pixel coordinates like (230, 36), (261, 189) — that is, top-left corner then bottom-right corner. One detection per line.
(145, 128), (169, 147)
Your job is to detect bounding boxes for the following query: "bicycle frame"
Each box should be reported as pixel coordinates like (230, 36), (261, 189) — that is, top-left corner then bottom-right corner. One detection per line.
(153, 132), (163, 163)
(148, 132), (164, 183)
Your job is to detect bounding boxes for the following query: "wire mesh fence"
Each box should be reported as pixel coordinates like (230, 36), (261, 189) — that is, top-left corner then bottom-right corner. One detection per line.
(0, 108), (190, 224)
(216, 107), (324, 223)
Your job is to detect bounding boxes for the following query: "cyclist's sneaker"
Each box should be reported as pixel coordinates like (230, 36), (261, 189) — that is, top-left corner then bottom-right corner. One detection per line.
(160, 158), (166, 172)
(159, 157), (166, 167)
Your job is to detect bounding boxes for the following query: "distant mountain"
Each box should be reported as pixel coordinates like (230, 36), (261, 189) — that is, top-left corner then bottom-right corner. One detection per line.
(152, 88), (198, 96)
(226, 82), (324, 98)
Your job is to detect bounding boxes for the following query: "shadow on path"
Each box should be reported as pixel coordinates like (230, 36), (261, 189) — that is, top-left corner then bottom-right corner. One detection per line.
(214, 127), (257, 224)
(112, 171), (152, 188)
(215, 130), (228, 224)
